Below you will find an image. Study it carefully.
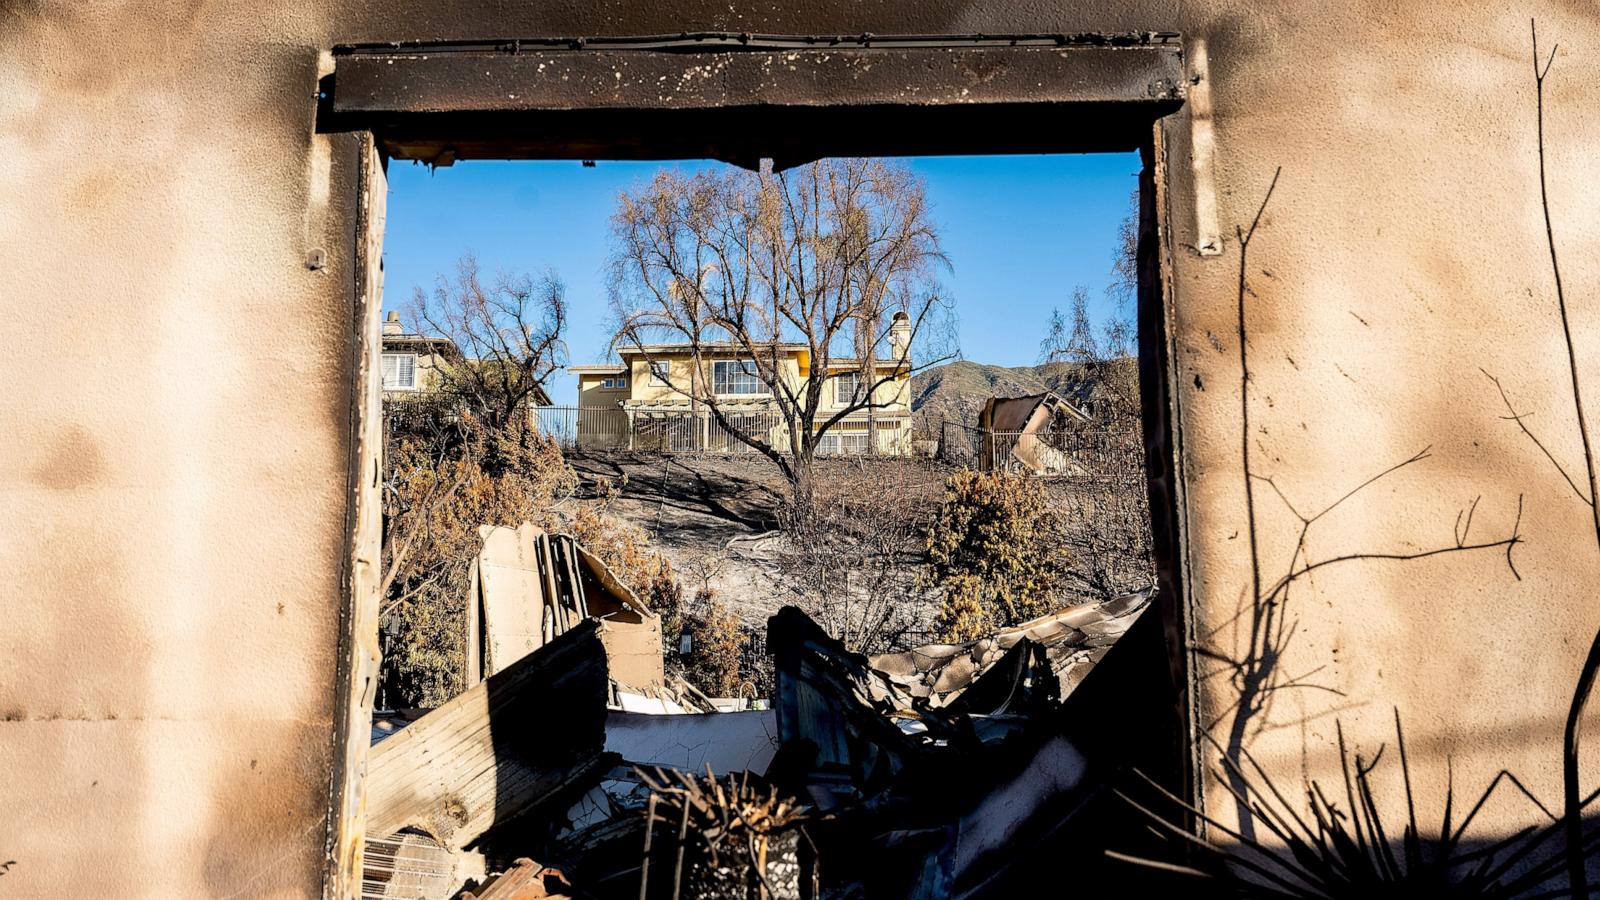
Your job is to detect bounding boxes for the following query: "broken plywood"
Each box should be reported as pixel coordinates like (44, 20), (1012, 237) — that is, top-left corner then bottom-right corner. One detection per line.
(467, 525), (665, 691)
(468, 523), (547, 688)
(366, 621), (613, 849)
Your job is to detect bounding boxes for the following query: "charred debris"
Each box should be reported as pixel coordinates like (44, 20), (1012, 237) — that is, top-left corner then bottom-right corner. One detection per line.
(362, 524), (1179, 899)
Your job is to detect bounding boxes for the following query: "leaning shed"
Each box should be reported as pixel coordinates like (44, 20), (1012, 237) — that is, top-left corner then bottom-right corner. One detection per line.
(977, 391), (1092, 474)
(5, 1), (1600, 895)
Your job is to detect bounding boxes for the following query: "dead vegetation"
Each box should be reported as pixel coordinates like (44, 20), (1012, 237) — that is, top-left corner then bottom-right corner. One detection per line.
(772, 456), (946, 653)
(924, 468), (1074, 642)
(380, 412), (577, 707)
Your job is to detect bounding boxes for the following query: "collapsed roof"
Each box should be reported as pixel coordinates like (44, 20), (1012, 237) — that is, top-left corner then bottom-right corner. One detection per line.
(870, 589), (1153, 709)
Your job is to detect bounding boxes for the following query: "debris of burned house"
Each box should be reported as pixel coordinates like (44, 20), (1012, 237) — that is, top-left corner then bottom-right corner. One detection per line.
(362, 831), (476, 900)
(462, 859), (576, 900)
(641, 767), (813, 900)
(977, 391), (1091, 476)
(467, 523), (666, 693)
(763, 589), (1175, 897)
(869, 589), (1152, 708)
(365, 622), (615, 851)
(367, 527), (784, 899)
(365, 520), (1166, 899)
(552, 766), (812, 900)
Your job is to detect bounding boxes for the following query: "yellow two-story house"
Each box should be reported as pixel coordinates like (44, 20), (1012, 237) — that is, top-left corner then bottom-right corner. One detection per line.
(380, 310), (552, 411)
(569, 314), (915, 456)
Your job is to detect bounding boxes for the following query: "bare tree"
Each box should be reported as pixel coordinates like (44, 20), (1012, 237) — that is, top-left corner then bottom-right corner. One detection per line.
(410, 252), (568, 433)
(607, 159), (956, 511)
(378, 253), (574, 705)
(1038, 286), (1102, 366)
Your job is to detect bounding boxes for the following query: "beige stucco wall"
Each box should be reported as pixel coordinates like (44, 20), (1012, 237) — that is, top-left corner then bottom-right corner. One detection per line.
(4, 1), (1600, 895)
(575, 371), (631, 406)
(609, 352), (910, 413)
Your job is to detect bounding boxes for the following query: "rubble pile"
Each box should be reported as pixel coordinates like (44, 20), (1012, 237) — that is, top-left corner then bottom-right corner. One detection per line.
(363, 524), (1168, 899)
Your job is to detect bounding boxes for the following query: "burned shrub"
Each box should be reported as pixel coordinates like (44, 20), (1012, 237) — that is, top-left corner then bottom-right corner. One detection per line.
(924, 469), (1073, 642)
(380, 414), (576, 708)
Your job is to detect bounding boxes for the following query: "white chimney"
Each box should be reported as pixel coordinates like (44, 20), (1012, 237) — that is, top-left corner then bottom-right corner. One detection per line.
(888, 311), (912, 364)
(382, 310), (403, 336)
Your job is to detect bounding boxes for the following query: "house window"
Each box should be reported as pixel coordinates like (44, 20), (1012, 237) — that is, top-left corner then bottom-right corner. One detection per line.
(601, 376), (629, 390)
(649, 361), (671, 387)
(382, 352), (417, 390)
(834, 371), (865, 406)
(712, 359), (765, 396)
(817, 430), (870, 456)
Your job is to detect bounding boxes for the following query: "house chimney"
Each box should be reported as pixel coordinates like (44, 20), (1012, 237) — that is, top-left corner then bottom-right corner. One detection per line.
(888, 311), (912, 363)
(382, 310), (403, 336)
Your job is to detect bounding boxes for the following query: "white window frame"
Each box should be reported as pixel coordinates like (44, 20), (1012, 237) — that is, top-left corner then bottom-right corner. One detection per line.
(601, 375), (629, 390)
(817, 429), (870, 456)
(649, 361), (671, 387)
(712, 359), (768, 397)
(833, 371), (865, 407)
(382, 352), (418, 391)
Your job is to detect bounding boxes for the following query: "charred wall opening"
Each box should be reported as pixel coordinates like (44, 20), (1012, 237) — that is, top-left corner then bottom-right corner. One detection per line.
(320, 31), (1196, 895)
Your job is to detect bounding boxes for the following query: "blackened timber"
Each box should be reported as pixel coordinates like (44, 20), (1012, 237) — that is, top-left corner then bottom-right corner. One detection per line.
(323, 43), (1183, 165)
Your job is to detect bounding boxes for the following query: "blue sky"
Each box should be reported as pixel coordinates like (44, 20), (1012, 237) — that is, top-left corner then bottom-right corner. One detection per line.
(380, 152), (1139, 405)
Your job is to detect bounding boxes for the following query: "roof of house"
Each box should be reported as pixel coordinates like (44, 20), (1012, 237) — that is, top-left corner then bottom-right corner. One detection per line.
(569, 364), (628, 374)
(382, 332), (455, 352)
(616, 341), (811, 356)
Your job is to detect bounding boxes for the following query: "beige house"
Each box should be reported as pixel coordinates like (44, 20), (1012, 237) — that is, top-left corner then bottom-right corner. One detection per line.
(379, 311), (451, 396)
(381, 311), (552, 407)
(571, 315), (914, 454)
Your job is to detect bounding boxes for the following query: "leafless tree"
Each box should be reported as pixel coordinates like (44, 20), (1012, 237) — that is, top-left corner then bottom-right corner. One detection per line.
(1038, 285), (1102, 366)
(607, 160), (957, 511)
(410, 251), (568, 433)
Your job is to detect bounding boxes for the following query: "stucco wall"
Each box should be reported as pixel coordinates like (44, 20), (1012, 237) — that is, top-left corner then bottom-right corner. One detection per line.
(4, 1), (1599, 895)
(575, 372), (626, 400)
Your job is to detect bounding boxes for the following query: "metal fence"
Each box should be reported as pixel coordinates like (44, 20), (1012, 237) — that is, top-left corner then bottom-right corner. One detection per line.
(531, 406), (910, 456)
(531, 406), (784, 453)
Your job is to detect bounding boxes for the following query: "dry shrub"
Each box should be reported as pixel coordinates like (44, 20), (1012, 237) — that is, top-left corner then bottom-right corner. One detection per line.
(381, 414), (577, 708)
(777, 458), (945, 654)
(685, 594), (748, 699)
(924, 469), (1073, 642)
